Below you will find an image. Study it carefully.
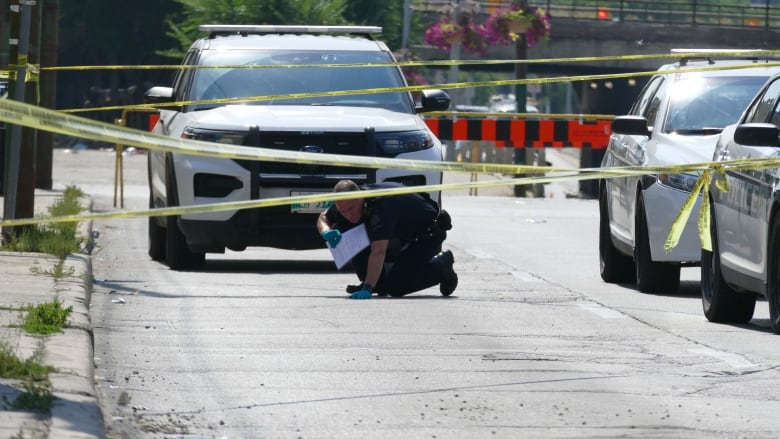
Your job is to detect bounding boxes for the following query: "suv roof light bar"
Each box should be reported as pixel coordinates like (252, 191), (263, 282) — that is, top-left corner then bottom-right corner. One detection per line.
(200, 25), (382, 38)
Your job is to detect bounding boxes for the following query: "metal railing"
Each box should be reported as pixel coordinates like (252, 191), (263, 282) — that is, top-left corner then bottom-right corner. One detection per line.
(530, 0), (780, 30)
(420, 1), (780, 30)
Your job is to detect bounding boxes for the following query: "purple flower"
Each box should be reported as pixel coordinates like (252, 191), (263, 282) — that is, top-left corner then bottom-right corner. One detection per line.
(423, 3), (551, 55)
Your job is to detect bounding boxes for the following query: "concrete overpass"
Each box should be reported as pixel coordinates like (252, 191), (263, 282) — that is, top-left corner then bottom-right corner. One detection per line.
(414, 1), (780, 114)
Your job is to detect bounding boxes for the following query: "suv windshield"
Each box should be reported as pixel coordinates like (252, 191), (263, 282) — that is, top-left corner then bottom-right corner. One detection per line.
(664, 75), (769, 133)
(189, 50), (412, 113)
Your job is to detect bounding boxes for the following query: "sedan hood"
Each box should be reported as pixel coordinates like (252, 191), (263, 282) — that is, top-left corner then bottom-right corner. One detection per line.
(188, 105), (427, 133)
(644, 133), (720, 167)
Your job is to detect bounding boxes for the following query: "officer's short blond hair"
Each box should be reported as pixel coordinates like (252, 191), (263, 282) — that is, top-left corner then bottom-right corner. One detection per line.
(334, 179), (360, 193)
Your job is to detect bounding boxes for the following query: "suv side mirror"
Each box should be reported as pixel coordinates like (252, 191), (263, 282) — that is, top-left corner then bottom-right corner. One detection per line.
(144, 86), (174, 104)
(416, 89), (451, 113)
(734, 123), (780, 147)
(611, 115), (650, 137)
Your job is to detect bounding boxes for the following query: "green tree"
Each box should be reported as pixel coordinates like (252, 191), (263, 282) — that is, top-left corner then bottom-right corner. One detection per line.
(161, 0), (349, 59)
(56, 0), (182, 112)
(343, 0), (430, 53)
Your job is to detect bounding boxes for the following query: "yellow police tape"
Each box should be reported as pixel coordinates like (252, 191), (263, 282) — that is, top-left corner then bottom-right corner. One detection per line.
(4, 87), (780, 255)
(39, 49), (780, 72)
(0, 48), (776, 253)
(59, 61), (780, 114)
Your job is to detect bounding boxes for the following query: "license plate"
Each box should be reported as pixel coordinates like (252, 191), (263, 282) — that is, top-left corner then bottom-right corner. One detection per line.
(290, 191), (334, 213)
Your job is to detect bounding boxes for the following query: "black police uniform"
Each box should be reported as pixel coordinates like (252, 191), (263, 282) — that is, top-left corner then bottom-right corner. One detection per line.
(323, 182), (450, 296)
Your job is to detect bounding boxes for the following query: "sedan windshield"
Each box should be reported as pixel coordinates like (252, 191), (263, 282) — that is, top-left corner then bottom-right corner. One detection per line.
(664, 75), (769, 134)
(188, 50), (412, 113)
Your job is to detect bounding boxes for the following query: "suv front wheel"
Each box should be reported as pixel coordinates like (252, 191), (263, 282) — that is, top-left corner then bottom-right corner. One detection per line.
(148, 158), (166, 262)
(164, 158), (205, 270)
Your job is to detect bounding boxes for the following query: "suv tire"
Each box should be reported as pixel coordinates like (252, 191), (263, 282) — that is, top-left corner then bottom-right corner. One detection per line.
(164, 159), (205, 270)
(148, 159), (166, 261)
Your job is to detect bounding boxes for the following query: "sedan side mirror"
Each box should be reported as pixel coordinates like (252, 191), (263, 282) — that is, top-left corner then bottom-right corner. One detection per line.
(734, 123), (780, 147)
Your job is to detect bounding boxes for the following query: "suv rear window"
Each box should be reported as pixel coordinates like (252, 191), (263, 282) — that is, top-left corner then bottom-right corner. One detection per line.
(189, 50), (412, 113)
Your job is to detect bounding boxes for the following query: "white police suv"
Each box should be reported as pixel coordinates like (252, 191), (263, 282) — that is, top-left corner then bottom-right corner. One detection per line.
(145, 25), (450, 269)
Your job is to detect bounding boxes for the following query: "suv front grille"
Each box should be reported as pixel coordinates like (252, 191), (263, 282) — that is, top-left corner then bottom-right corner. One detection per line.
(237, 130), (373, 175)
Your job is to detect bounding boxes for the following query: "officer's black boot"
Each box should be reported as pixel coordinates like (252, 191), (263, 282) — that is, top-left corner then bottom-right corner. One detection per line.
(436, 250), (458, 296)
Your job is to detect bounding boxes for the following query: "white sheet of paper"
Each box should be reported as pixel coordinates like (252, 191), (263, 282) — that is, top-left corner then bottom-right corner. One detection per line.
(329, 223), (370, 269)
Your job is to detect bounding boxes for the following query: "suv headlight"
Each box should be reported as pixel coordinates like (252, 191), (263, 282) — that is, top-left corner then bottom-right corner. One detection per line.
(657, 172), (699, 192)
(375, 130), (434, 155)
(182, 127), (244, 145)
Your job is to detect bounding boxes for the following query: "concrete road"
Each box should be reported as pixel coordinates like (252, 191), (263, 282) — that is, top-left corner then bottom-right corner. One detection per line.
(54, 147), (780, 439)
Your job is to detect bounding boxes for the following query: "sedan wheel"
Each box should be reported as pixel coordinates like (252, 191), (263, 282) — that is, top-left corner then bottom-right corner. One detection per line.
(599, 185), (635, 283)
(701, 207), (755, 323)
(767, 217), (780, 333)
(635, 196), (680, 294)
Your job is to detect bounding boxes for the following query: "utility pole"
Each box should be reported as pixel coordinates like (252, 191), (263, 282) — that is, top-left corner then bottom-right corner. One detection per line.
(1, 0), (9, 197)
(448, 0), (462, 107)
(401, 0), (411, 60)
(512, 0), (529, 197)
(3, 0), (35, 239)
(36, 0), (57, 189)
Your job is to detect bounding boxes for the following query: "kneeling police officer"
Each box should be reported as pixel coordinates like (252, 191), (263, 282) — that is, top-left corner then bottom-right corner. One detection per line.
(316, 179), (457, 299)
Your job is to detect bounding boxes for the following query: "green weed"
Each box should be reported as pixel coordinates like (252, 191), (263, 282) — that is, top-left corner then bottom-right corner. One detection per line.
(0, 341), (57, 413)
(2, 184), (85, 259)
(8, 380), (54, 413)
(20, 300), (72, 335)
(28, 259), (75, 281)
(0, 343), (54, 381)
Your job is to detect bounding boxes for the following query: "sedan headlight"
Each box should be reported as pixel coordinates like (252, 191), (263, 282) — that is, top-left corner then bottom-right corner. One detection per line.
(182, 127), (245, 145)
(658, 172), (699, 192)
(375, 130), (434, 155)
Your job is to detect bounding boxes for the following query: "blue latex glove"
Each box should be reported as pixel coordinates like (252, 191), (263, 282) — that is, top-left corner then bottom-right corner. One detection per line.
(350, 288), (372, 300)
(321, 229), (342, 248)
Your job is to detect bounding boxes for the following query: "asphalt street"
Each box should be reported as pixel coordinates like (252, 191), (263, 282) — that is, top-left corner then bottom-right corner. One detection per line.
(0, 145), (580, 439)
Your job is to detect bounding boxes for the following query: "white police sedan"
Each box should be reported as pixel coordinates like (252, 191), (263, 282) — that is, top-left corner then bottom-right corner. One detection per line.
(704, 72), (780, 333)
(600, 52), (780, 294)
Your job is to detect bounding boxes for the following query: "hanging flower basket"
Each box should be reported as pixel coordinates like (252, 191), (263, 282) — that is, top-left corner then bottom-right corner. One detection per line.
(423, 2), (551, 55)
(424, 19), (462, 52)
(507, 18), (530, 34)
(485, 5), (551, 48)
(445, 33), (463, 45)
(424, 17), (489, 56)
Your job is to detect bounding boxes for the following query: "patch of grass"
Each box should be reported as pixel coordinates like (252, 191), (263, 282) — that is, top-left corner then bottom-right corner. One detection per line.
(8, 380), (54, 413)
(2, 184), (85, 260)
(9, 428), (46, 439)
(28, 259), (75, 281)
(0, 343), (53, 381)
(0, 341), (56, 414)
(21, 300), (72, 335)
